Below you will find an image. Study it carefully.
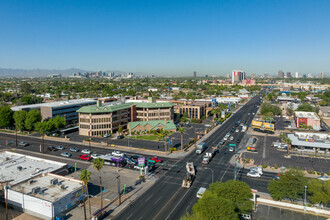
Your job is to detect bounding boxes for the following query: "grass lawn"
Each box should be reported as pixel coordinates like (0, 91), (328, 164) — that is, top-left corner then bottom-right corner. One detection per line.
(129, 135), (163, 141)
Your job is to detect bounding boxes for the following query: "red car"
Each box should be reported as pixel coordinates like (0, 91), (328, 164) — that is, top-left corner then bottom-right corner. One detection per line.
(79, 155), (91, 161)
(148, 157), (163, 163)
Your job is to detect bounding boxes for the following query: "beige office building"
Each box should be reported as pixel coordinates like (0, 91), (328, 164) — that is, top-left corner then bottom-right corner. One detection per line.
(175, 101), (212, 119)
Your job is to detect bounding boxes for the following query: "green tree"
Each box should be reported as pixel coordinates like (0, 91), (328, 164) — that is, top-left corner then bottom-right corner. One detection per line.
(13, 110), (27, 131)
(25, 109), (42, 131)
(20, 82), (32, 95)
(268, 168), (307, 202)
(209, 180), (253, 214)
(190, 191), (238, 220)
(80, 169), (91, 220)
(177, 127), (186, 151)
(296, 103), (316, 112)
(0, 106), (13, 128)
(307, 179), (330, 208)
(93, 158), (105, 209)
(118, 125), (123, 134)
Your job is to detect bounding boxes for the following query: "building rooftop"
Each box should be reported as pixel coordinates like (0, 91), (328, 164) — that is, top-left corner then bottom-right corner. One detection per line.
(0, 151), (66, 185)
(132, 102), (174, 108)
(10, 173), (83, 203)
(294, 111), (320, 120)
(77, 103), (132, 113)
(11, 98), (96, 111)
(128, 120), (177, 130)
(288, 133), (330, 149)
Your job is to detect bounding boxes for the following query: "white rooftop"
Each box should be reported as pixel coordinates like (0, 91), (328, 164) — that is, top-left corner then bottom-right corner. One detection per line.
(0, 151), (67, 185)
(10, 173), (83, 202)
(11, 98), (96, 111)
(294, 111), (320, 120)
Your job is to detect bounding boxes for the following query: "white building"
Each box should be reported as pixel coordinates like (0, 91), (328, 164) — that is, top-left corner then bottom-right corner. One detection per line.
(6, 173), (83, 219)
(295, 72), (299, 78)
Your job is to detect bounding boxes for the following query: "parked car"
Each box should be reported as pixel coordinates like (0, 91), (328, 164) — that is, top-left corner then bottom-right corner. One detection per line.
(48, 146), (57, 152)
(247, 171), (261, 178)
(130, 155), (142, 160)
(117, 135), (124, 139)
(223, 136), (228, 141)
(235, 129), (239, 132)
(103, 133), (111, 138)
(61, 152), (72, 158)
(272, 173), (280, 180)
(70, 147), (79, 152)
(148, 157), (163, 163)
(56, 146), (65, 150)
(229, 136), (234, 141)
(79, 155), (91, 161)
(229, 147), (234, 152)
(219, 140), (225, 145)
(236, 139), (241, 143)
(81, 149), (91, 154)
(317, 176), (329, 181)
(112, 151), (124, 157)
(18, 141), (29, 146)
(91, 154), (99, 159)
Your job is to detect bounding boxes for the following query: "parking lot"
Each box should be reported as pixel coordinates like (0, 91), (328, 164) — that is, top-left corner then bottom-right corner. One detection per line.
(242, 135), (330, 173)
(59, 123), (208, 152)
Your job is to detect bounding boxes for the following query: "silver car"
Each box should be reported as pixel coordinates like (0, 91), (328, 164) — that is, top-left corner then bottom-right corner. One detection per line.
(61, 152), (72, 158)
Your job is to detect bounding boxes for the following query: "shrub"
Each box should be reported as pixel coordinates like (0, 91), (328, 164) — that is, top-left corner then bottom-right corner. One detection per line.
(244, 158), (250, 164)
(184, 145), (188, 148)
(262, 164), (267, 169)
(137, 131), (140, 135)
(274, 165), (279, 169)
(307, 170), (315, 174)
(317, 171), (321, 175)
(327, 172), (330, 176)
(131, 131), (135, 135)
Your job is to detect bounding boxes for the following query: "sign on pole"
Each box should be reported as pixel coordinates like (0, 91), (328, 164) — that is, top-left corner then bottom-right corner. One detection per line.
(74, 162), (77, 172)
(138, 157), (145, 166)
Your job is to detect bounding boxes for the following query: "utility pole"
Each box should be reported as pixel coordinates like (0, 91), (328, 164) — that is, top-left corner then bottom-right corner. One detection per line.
(15, 125), (18, 148)
(117, 175), (121, 205)
(304, 185), (307, 212)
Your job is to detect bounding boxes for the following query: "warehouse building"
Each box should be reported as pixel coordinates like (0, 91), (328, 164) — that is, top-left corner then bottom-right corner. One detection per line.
(294, 111), (321, 131)
(287, 132), (330, 153)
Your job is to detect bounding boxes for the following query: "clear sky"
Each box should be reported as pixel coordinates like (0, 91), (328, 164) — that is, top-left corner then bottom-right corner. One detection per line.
(0, 0), (329, 76)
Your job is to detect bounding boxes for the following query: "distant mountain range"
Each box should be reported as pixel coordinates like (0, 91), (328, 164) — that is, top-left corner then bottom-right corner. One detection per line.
(0, 68), (90, 77)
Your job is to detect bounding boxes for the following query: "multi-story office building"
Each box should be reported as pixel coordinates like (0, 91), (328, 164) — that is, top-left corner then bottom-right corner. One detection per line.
(286, 72), (292, 78)
(278, 70), (284, 78)
(193, 71), (197, 77)
(11, 99), (96, 125)
(320, 72), (324, 79)
(175, 101), (212, 119)
(77, 98), (174, 136)
(232, 70), (246, 83)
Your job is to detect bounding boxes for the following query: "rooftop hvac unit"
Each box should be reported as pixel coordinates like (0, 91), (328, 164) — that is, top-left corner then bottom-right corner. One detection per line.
(60, 185), (66, 190)
(50, 178), (58, 185)
(31, 186), (41, 194)
(17, 166), (23, 171)
(28, 180), (34, 185)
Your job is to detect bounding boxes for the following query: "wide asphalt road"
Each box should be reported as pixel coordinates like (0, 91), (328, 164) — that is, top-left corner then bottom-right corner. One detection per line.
(114, 95), (274, 220)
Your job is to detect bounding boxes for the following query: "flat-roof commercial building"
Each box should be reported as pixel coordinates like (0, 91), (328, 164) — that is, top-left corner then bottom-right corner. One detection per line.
(0, 151), (67, 185)
(287, 132), (330, 152)
(77, 101), (133, 136)
(294, 111), (321, 131)
(11, 99), (96, 125)
(134, 102), (174, 122)
(6, 173), (83, 220)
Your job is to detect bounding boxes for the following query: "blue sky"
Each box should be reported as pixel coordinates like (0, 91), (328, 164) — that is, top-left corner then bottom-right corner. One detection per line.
(0, 0), (329, 76)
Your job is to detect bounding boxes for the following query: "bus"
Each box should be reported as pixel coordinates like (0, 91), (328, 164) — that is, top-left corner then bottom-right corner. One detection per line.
(99, 155), (126, 167)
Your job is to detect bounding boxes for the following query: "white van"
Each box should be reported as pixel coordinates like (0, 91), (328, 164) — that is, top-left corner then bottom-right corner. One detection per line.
(196, 187), (206, 198)
(250, 167), (263, 175)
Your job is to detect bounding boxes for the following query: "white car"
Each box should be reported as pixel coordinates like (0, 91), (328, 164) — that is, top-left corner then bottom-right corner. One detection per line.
(230, 136), (234, 141)
(91, 154), (99, 159)
(317, 176), (329, 181)
(229, 147), (234, 152)
(56, 146), (65, 150)
(112, 151), (124, 157)
(81, 149), (91, 154)
(250, 167), (263, 175)
(223, 136), (228, 141)
(196, 187), (207, 198)
(248, 113), (250, 115)
(235, 129), (239, 133)
(247, 171), (261, 178)
(61, 152), (72, 158)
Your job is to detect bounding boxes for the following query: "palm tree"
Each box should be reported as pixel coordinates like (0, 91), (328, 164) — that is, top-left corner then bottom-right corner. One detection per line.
(93, 158), (104, 209)
(35, 121), (48, 154)
(177, 127), (186, 151)
(80, 169), (91, 220)
(211, 108), (217, 122)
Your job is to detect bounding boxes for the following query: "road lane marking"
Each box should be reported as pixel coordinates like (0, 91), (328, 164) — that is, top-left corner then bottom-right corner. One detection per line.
(165, 188), (191, 220)
(152, 188), (182, 220)
(220, 164), (231, 182)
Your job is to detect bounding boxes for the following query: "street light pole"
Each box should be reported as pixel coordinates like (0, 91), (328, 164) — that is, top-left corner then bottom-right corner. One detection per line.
(117, 175), (121, 205)
(205, 167), (214, 183)
(304, 185), (307, 212)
